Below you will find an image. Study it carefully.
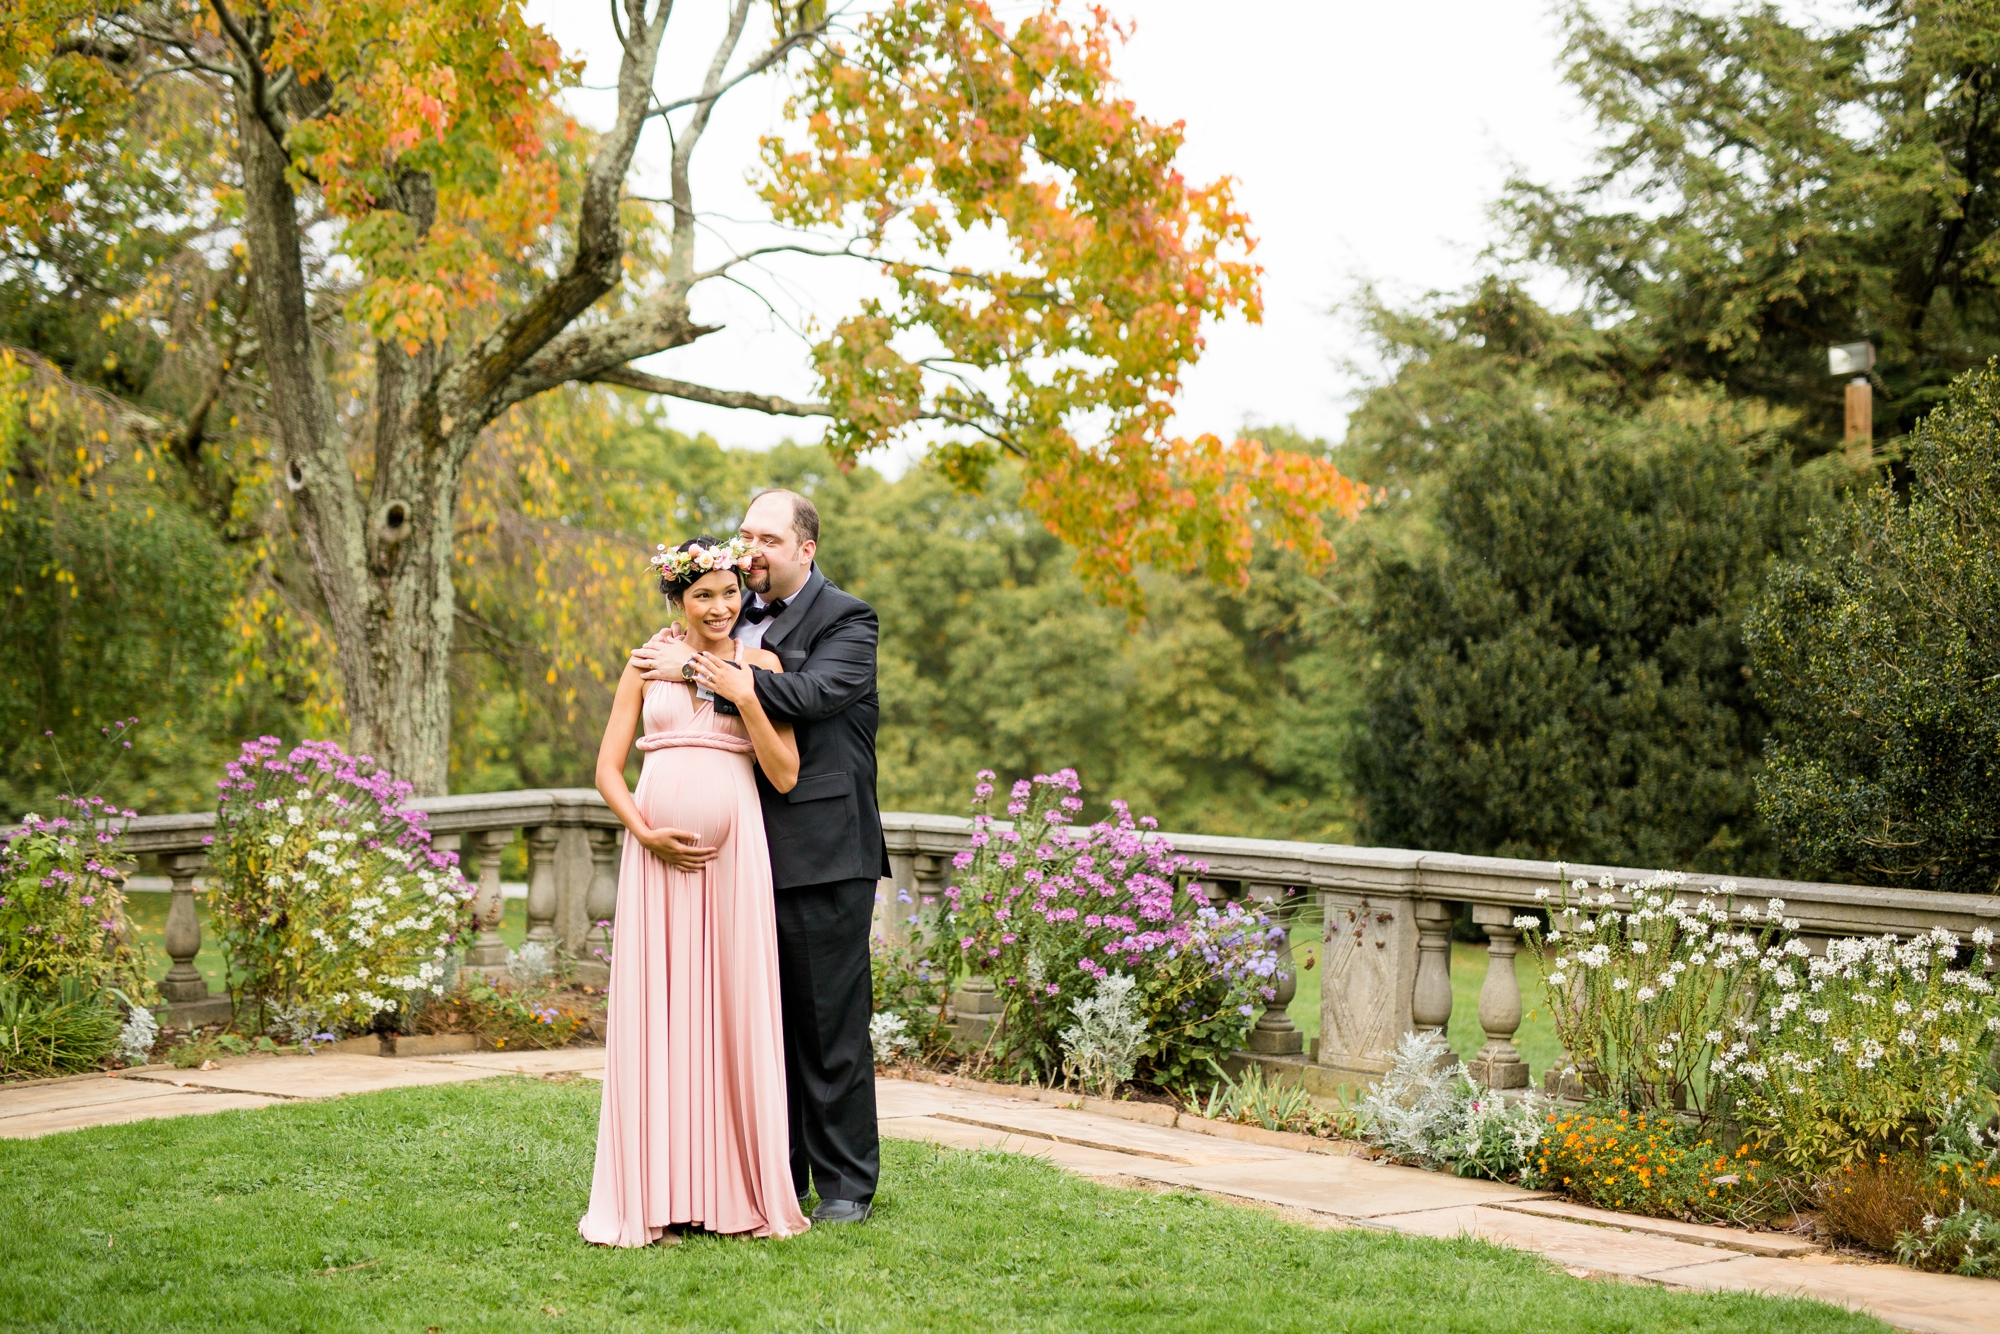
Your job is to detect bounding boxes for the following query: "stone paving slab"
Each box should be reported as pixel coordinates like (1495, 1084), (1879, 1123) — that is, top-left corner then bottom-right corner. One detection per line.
(417, 1048), (609, 1075)
(878, 1081), (1290, 1164)
(1164, 1155), (1540, 1219)
(122, 1054), (496, 1099)
(0, 1091), (279, 1139)
(1366, 1201), (1751, 1280)
(880, 1113), (1179, 1179)
(0, 1075), (189, 1122)
(1489, 1196), (1822, 1258)
(1658, 1254), (1999, 1334)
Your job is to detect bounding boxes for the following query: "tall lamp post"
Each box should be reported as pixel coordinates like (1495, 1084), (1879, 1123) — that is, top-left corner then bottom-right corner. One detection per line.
(1829, 340), (1876, 456)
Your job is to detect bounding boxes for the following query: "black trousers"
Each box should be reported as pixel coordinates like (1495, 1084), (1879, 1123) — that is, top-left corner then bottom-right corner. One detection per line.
(773, 876), (879, 1203)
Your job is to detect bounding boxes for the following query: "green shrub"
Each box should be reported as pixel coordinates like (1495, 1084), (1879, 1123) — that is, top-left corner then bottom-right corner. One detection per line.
(869, 935), (950, 1059)
(1749, 363), (2000, 891)
(412, 981), (586, 1051)
(206, 737), (473, 1036)
(1190, 1065), (1356, 1139)
(0, 789), (152, 1077)
(1357, 398), (1819, 873)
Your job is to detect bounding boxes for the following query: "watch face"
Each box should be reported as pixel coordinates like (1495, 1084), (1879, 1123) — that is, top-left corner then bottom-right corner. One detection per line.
(681, 660), (699, 682)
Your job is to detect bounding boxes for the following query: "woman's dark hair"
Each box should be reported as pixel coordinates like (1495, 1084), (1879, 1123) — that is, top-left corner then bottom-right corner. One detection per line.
(660, 535), (747, 603)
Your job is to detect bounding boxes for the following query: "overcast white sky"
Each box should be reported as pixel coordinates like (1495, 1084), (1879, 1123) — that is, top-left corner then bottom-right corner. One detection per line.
(523, 1), (1600, 459)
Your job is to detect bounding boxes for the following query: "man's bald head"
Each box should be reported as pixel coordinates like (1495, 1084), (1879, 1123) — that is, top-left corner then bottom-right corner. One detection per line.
(739, 489), (818, 600)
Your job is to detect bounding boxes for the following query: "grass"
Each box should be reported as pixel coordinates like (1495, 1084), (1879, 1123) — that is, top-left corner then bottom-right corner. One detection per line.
(1286, 929), (1565, 1079)
(0, 1079), (1887, 1333)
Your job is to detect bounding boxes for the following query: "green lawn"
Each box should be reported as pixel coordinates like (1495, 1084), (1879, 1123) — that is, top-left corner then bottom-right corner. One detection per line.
(0, 1079), (1884, 1333)
(1286, 929), (1565, 1079)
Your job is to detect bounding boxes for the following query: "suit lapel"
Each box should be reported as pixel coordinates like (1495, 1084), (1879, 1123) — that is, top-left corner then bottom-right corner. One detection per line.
(761, 566), (826, 651)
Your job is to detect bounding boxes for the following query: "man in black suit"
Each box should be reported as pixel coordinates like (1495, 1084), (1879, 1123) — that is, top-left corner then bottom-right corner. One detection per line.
(630, 488), (888, 1225)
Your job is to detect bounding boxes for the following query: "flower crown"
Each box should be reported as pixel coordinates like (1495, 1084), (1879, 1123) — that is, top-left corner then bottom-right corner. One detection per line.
(649, 536), (753, 587)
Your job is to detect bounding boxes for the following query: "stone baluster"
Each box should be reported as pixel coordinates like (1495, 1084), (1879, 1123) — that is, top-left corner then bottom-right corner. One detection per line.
(577, 827), (621, 987)
(909, 853), (947, 945)
(1246, 885), (1304, 1056)
(460, 827), (514, 978)
(1467, 904), (1529, 1089)
(524, 826), (559, 945)
(949, 974), (1001, 1048)
(1412, 899), (1455, 1050)
(159, 852), (210, 1005)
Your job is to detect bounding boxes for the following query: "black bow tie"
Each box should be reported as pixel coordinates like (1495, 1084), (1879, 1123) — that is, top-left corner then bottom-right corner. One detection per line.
(741, 597), (787, 625)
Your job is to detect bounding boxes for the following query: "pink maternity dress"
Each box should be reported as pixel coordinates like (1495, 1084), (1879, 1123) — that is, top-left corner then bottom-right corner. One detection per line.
(578, 660), (809, 1245)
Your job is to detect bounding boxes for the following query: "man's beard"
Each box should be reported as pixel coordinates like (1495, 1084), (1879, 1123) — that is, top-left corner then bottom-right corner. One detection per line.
(746, 565), (772, 595)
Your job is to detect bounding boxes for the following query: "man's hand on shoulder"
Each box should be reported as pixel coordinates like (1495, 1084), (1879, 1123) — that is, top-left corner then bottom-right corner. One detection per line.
(630, 626), (695, 680)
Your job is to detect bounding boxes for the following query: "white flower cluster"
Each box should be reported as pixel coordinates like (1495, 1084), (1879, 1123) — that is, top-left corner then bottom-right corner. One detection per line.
(1525, 870), (1798, 1116)
(214, 770), (475, 1040)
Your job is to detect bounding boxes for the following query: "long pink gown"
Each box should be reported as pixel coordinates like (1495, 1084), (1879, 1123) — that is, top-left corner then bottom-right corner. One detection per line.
(578, 670), (809, 1245)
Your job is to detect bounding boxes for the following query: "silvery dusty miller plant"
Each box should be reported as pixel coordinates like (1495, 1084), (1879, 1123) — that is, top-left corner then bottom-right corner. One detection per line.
(1361, 1031), (1470, 1169)
(114, 1002), (157, 1066)
(1060, 971), (1148, 1098)
(206, 737), (473, 1035)
(869, 1011), (916, 1064)
(1361, 1031), (1549, 1181)
(1730, 926), (2000, 1170)
(1523, 870), (1781, 1117)
(506, 940), (556, 988)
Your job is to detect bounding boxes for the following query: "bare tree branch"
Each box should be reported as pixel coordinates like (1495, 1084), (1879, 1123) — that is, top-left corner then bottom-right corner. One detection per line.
(693, 238), (867, 282)
(586, 365), (1025, 459)
(208, 0), (291, 150)
(433, 0), (675, 443)
(587, 365), (833, 416)
(647, 18), (822, 121)
(665, 0), (754, 287)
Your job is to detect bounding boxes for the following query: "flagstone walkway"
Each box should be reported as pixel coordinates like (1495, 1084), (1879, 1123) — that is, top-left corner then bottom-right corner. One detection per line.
(2, 1049), (1992, 1334)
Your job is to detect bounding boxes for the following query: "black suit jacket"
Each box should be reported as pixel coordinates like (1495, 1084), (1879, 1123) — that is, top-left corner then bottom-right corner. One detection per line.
(736, 567), (892, 890)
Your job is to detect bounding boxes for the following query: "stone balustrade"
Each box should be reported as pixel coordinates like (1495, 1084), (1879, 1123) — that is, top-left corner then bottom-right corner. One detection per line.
(67, 797), (2000, 1098)
(107, 789), (626, 1026)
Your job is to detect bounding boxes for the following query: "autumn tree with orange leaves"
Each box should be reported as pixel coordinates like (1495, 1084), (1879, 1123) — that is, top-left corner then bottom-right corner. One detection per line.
(4, 0), (1362, 794)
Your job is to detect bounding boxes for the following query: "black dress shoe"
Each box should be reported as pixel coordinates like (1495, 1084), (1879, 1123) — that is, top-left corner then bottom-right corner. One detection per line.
(810, 1198), (872, 1225)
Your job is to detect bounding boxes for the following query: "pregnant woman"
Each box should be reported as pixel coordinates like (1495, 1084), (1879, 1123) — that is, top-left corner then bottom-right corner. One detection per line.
(579, 536), (810, 1245)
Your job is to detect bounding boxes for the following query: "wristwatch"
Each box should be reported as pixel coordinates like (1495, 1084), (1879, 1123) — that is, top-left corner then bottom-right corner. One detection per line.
(680, 659), (699, 682)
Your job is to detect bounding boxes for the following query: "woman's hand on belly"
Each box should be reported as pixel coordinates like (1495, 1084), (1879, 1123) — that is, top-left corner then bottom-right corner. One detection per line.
(632, 824), (719, 869)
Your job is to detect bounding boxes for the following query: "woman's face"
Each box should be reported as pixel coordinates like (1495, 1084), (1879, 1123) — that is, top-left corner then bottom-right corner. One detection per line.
(678, 568), (742, 639)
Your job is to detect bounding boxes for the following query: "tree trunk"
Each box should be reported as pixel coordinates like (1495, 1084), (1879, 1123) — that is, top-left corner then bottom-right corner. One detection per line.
(235, 102), (459, 795)
(339, 437), (458, 798)
(222, 8), (682, 796)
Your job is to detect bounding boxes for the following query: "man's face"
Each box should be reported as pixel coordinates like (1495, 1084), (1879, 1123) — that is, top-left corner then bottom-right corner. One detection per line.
(739, 494), (815, 600)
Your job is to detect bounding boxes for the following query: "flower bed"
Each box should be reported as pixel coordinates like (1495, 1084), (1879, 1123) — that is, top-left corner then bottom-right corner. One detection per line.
(205, 737), (475, 1039)
(918, 769), (1284, 1091)
(1349, 867), (2000, 1277)
(0, 794), (154, 1077)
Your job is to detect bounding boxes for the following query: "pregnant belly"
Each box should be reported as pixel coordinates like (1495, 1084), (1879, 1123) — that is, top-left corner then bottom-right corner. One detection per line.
(636, 749), (748, 849)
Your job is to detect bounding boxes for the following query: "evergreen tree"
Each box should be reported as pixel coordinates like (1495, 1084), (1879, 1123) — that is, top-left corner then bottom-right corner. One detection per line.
(1749, 363), (2000, 892)
(1356, 396), (1822, 873)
